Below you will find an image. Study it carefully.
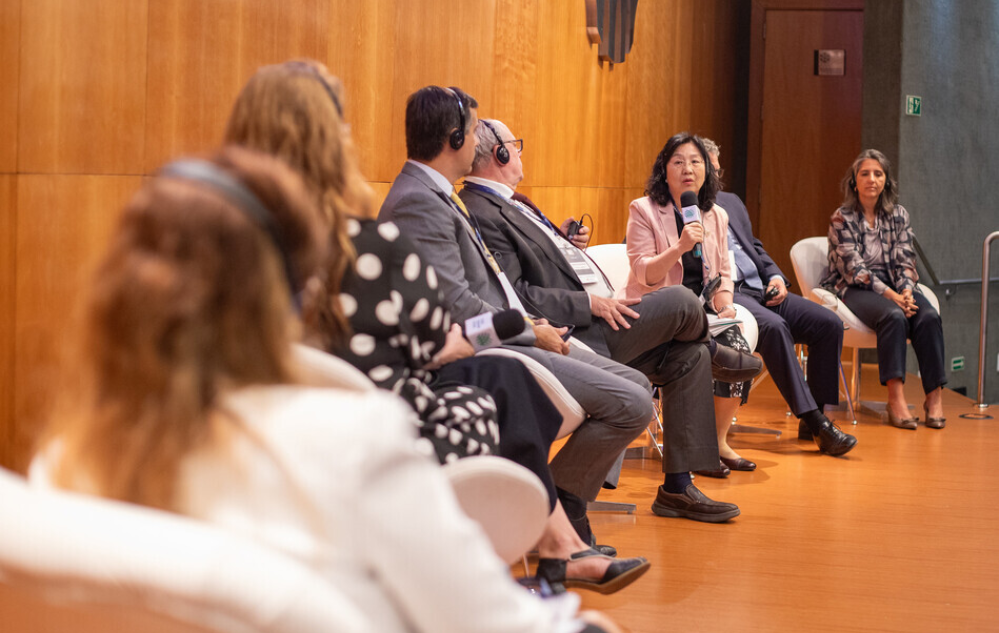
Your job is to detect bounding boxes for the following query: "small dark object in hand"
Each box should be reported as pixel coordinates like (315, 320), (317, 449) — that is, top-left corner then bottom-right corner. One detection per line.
(566, 220), (582, 239)
(765, 286), (780, 301)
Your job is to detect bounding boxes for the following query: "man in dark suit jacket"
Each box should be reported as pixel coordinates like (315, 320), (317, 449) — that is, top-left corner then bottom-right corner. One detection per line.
(458, 118), (764, 520)
(703, 139), (856, 456)
(378, 87), (735, 565)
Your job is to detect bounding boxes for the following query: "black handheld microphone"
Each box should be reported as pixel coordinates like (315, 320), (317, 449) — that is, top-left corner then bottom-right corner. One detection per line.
(464, 309), (526, 351)
(679, 191), (702, 258)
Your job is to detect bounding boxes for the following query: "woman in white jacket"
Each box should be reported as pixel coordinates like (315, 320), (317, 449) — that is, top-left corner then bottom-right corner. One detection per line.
(32, 148), (618, 633)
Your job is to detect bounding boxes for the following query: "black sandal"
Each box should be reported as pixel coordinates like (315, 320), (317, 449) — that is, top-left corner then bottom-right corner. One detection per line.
(535, 548), (650, 595)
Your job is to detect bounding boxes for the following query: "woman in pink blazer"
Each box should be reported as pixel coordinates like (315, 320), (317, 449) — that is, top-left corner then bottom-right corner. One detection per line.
(624, 133), (756, 477)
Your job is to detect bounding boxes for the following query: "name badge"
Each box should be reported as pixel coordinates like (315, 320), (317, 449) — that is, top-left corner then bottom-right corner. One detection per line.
(558, 242), (599, 284)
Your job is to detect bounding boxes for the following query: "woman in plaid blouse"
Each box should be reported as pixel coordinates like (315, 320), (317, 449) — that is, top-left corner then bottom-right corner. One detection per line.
(822, 149), (946, 430)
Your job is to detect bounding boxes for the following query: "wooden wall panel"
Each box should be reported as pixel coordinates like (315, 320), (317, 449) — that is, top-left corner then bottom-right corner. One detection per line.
(624, 0), (693, 188)
(0, 2), (19, 173)
(18, 0), (148, 175)
(532, 1), (600, 187)
(384, 0), (498, 182)
(12, 175), (141, 472)
(0, 176), (16, 470)
(328, 0), (398, 184)
(144, 0), (331, 172)
(488, 0), (539, 185)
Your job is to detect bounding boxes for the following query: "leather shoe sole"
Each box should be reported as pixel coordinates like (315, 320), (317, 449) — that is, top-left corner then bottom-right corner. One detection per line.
(710, 345), (763, 383)
(651, 484), (740, 523)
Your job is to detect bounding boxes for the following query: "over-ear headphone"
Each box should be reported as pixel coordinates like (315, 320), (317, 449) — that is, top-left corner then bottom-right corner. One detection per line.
(445, 87), (465, 151)
(160, 159), (301, 312)
(284, 61), (344, 118)
(481, 120), (509, 165)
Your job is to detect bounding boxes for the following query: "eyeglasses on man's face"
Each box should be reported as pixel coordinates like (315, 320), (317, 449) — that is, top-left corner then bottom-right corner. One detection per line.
(499, 138), (524, 154)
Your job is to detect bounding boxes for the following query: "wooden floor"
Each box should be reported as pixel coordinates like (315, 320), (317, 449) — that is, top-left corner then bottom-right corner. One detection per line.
(573, 366), (999, 633)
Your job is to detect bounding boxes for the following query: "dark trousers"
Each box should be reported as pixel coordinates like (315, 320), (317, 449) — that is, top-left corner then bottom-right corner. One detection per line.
(437, 356), (563, 510)
(841, 288), (946, 394)
(598, 285), (720, 475)
(733, 286), (843, 416)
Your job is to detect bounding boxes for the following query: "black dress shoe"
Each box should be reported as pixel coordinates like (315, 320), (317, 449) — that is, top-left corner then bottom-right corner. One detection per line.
(720, 455), (756, 471)
(651, 484), (740, 523)
(710, 344), (763, 383)
(536, 549), (650, 595)
(797, 419), (813, 440)
(693, 460), (731, 478)
(806, 414), (857, 456)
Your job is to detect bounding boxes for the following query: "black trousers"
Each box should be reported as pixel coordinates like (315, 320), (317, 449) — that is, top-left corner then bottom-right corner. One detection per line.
(436, 355), (563, 510)
(733, 286), (843, 416)
(841, 288), (946, 394)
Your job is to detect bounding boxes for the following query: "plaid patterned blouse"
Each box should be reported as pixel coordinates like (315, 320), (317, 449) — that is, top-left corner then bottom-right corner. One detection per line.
(821, 204), (919, 297)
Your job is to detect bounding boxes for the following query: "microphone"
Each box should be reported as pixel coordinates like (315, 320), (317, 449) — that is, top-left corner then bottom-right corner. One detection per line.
(679, 191), (702, 258)
(463, 309), (526, 352)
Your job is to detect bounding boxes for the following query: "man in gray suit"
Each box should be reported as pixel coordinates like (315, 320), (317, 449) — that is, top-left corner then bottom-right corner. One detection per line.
(379, 87), (706, 548)
(458, 118), (758, 521)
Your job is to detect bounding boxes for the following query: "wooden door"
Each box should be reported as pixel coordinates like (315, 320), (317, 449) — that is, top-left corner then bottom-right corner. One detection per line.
(753, 8), (863, 283)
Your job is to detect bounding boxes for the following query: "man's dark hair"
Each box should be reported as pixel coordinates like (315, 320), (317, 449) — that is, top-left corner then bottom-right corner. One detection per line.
(405, 86), (478, 161)
(645, 132), (720, 211)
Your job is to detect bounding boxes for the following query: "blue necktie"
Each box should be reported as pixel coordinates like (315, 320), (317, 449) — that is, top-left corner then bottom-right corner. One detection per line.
(728, 233), (763, 290)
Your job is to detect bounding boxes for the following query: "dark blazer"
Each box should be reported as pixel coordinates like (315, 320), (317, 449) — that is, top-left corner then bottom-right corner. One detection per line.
(459, 184), (609, 356)
(715, 191), (788, 286)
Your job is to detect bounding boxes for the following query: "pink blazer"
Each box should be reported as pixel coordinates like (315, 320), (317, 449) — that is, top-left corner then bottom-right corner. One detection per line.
(621, 196), (733, 301)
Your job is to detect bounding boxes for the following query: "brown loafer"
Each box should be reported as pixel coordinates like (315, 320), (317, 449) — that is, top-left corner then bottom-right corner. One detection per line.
(651, 484), (740, 523)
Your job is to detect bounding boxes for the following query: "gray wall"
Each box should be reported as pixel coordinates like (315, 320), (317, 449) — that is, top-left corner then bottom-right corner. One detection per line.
(864, 0), (999, 405)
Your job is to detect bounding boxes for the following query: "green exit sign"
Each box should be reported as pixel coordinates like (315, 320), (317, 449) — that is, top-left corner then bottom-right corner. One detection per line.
(906, 95), (922, 116)
(951, 356), (965, 372)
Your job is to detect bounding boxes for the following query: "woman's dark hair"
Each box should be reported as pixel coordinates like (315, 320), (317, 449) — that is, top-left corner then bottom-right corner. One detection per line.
(841, 148), (899, 215)
(645, 132), (720, 211)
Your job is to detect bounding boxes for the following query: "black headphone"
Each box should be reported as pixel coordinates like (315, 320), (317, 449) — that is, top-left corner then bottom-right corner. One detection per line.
(285, 61), (344, 118)
(159, 159), (301, 312)
(445, 87), (466, 151)
(481, 120), (509, 165)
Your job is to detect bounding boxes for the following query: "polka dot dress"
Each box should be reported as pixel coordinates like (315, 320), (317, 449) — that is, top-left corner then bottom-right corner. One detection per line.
(333, 219), (500, 463)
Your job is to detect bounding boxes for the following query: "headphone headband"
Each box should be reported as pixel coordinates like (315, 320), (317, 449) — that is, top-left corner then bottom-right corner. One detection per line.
(284, 61), (344, 118)
(445, 87), (466, 150)
(160, 159), (301, 311)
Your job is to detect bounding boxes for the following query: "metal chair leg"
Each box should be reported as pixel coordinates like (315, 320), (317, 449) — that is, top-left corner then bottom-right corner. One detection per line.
(587, 500), (636, 514)
(838, 359), (858, 425)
